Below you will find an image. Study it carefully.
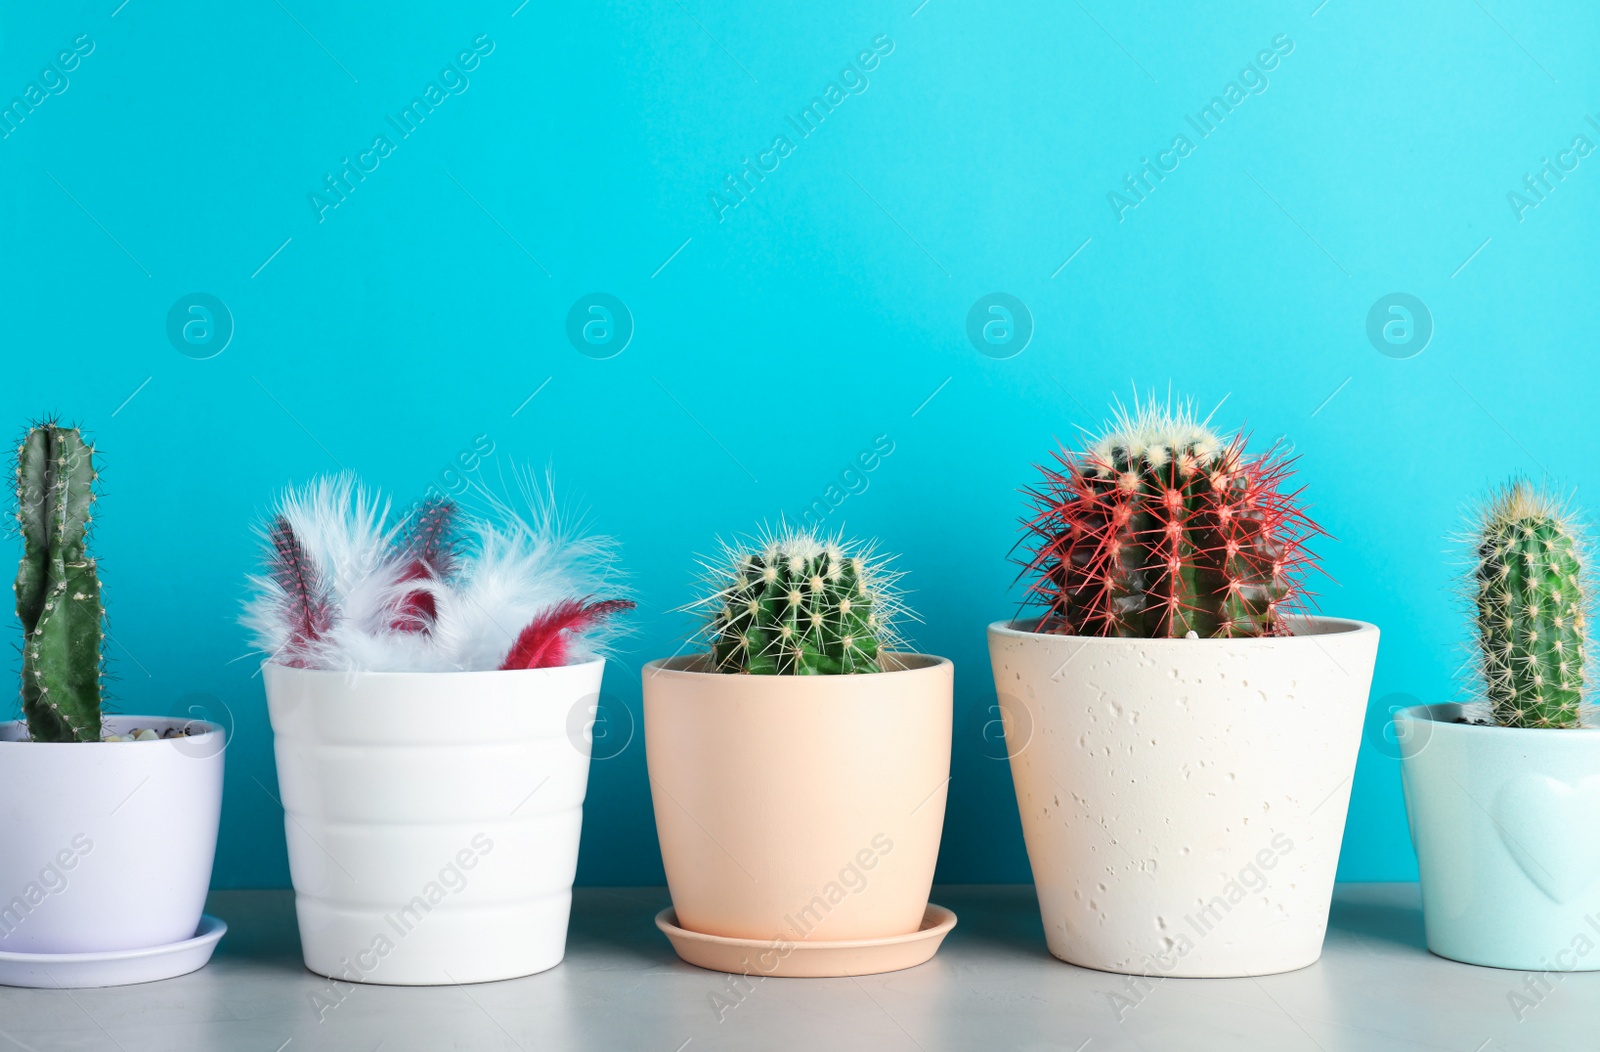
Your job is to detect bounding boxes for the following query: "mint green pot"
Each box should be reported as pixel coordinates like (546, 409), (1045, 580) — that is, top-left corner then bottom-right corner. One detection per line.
(1396, 704), (1600, 971)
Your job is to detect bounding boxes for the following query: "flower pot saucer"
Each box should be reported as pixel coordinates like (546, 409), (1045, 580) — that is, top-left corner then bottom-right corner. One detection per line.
(0, 915), (226, 988)
(655, 904), (956, 978)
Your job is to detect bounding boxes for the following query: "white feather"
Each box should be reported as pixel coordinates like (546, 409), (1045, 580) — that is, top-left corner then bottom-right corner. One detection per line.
(241, 470), (627, 673)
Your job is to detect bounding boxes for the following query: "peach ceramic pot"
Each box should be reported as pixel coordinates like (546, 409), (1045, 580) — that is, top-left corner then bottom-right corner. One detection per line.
(642, 654), (953, 943)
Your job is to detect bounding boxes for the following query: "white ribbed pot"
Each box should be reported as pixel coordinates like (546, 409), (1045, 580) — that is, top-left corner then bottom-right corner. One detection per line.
(988, 617), (1379, 977)
(0, 717), (224, 957)
(263, 660), (604, 985)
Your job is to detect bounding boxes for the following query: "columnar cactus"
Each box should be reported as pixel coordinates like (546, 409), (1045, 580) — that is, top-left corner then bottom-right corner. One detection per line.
(697, 529), (907, 674)
(1472, 480), (1587, 729)
(15, 423), (104, 742)
(1020, 397), (1322, 638)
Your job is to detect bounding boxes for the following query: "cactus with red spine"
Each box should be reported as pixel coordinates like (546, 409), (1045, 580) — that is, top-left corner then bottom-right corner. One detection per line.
(1019, 396), (1323, 638)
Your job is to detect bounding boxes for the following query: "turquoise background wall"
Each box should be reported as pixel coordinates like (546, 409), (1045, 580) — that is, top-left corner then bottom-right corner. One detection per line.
(2, 0), (1597, 888)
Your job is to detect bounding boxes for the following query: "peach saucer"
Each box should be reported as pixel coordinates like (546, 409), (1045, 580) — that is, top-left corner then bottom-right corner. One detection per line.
(655, 904), (956, 978)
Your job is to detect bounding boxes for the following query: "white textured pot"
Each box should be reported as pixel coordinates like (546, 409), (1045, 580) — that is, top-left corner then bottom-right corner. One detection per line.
(263, 660), (603, 985)
(1398, 703), (1600, 971)
(988, 617), (1379, 977)
(0, 717), (225, 956)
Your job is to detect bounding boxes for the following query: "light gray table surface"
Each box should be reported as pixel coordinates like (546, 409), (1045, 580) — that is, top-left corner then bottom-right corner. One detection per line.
(0, 884), (1591, 1051)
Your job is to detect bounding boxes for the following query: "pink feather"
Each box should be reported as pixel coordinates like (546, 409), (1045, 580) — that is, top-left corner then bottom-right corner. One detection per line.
(500, 598), (635, 671)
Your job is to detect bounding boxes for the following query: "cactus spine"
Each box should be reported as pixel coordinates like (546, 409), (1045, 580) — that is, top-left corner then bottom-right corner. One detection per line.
(699, 530), (906, 674)
(1473, 480), (1587, 729)
(1021, 396), (1322, 638)
(15, 424), (104, 742)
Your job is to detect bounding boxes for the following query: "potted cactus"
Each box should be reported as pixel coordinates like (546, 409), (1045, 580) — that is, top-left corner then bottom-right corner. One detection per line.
(987, 396), (1380, 977)
(643, 528), (957, 978)
(1, 422), (226, 988)
(1397, 480), (1600, 972)
(246, 473), (632, 987)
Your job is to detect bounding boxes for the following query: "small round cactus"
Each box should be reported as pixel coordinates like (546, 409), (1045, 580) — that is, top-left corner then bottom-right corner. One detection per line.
(695, 528), (907, 674)
(1471, 480), (1588, 729)
(1019, 395), (1323, 638)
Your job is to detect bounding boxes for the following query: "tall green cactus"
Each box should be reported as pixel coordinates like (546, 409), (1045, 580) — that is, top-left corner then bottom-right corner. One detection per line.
(1473, 480), (1587, 729)
(15, 424), (104, 742)
(698, 530), (906, 674)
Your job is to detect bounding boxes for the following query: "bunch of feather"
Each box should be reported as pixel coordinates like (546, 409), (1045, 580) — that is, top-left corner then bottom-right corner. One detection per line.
(242, 473), (633, 673)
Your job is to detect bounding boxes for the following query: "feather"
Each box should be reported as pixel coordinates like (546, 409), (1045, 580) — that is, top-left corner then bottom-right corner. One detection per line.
(253, 516), (332, 667)
(402, 496), (461, 575)
(501, 598), (637, 670)
(277, 474), (405, 633)
(392, 497), (460, 630)
(427, 474), (631, 671)
(241, 470), (630, 673)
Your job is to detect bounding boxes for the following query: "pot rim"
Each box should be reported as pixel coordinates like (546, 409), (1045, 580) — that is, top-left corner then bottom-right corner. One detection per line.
(986, 614), (1377, 645)
(0, 716), (225, 747)
(643, 651), (950, 681)
(1394, 702), (1600, 735)
(261, 656), (605, 682)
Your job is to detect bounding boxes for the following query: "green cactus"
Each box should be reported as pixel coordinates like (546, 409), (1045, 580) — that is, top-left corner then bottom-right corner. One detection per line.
(1473, 480), (1587, 729)
(697, 530), (907, 674)
(15, 423), (104, 743)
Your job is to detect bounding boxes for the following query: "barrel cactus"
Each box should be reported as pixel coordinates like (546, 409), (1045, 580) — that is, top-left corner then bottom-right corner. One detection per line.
(1019, 395), (1323, 638)
(695, 528), (907, 674)
(1471, 480), (1588, 729)
(14, 422), (105, 742)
